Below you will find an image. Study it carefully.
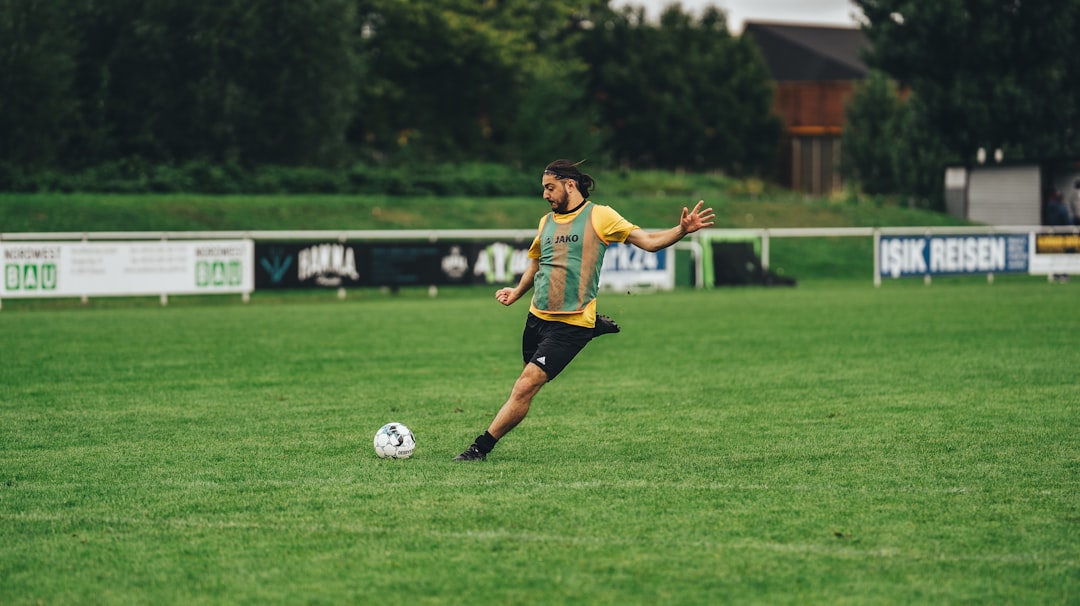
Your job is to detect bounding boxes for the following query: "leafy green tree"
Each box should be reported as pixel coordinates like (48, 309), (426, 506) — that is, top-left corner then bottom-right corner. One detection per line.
(351, 0), (538, 162)
(841, 71), (947, 203)
(504, 58), (607, 169)
(1, 0), (789, 186)
(841, 71), (904, 194)
(855, 0), (1080, 162)
(350, 0), (605, 167)
(0, 0), (78, 168)
(577, 4), (780, 174)
(222, 0), (361, 166)
(63, 0), (359, 168)
(502, 0), (611, 167)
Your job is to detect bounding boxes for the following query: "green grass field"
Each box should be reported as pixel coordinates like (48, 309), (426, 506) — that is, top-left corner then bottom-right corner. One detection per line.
(1, 280), (1077, 604)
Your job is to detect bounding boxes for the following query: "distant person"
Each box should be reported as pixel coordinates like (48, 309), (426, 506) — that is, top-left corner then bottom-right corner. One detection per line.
(1070, 180), (1080, 226)
(1046, 190), (1071, 226)
(453, 159), (715, 461)
(1047, 188), (1076, 283)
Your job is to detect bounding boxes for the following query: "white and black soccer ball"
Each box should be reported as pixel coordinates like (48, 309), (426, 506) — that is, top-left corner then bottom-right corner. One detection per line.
(373, 422), (415, 459)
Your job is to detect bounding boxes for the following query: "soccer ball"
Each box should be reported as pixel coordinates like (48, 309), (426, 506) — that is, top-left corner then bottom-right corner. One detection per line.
(373, 422), (415, 459)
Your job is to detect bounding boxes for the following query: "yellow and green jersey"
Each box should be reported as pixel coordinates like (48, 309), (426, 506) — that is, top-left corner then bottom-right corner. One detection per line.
(528, 202), (637, 328)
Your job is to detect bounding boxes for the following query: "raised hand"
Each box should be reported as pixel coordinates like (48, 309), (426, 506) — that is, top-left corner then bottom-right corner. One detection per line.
(681, 200), (715, 234)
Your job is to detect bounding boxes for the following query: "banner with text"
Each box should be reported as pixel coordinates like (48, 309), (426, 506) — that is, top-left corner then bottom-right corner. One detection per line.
(598, 243), (673, 291)
(1, 240), (254, 298)
(878, 234), (1030, 279)
(254, 241), (672, 290)
(1029, 233), (1080, 274)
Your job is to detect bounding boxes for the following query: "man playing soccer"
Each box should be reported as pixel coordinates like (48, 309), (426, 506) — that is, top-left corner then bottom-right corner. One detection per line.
(453, 159), (715, 461)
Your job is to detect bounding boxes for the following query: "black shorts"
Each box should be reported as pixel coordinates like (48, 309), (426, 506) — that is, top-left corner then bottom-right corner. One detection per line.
(522, 313), (593, 380)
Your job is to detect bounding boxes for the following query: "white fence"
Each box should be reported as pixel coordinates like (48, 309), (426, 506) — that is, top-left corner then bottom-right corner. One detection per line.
(2, 225), (1078, 309)
(705, 225), (1079, 286)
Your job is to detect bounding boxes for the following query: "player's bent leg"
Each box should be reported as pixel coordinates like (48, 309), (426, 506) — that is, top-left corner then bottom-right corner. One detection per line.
(453, 363), (548, 462)
(488, 362), (548, 439)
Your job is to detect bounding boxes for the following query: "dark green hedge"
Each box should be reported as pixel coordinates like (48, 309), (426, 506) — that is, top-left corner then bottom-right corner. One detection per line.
(0, 161), (538, 197)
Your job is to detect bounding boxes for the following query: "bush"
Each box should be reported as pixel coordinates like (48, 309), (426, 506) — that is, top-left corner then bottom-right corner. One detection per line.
(252, 166), (347, 194)
(0, 159), (723, 197)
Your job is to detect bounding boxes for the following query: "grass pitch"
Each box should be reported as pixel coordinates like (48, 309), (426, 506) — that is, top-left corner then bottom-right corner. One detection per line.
(1, 280), (1077, 604)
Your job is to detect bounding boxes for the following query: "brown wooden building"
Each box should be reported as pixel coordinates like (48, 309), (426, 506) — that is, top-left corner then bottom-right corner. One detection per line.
(743, 22), (870, 195)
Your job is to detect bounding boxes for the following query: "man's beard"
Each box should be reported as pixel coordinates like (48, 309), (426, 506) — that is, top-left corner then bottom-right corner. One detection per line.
(550, 188), (570, 213)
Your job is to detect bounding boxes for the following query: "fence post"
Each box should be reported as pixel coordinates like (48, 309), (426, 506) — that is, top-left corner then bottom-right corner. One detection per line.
(873, 229), (881, 288)
(761, 229), (770, 272)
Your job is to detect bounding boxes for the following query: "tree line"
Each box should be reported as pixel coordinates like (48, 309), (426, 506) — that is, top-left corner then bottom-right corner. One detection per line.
(0, 0), (780, 184)
(843, 0), (1080, 201)
(3, 0), (1077, 202)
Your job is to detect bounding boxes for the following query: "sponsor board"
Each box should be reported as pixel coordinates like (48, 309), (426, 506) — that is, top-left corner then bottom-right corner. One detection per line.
(878, 234), (1030, 278)
(256, 242), (486, 289)
(2, 240), (253, 298)
(255, 240), (673, 291)
(1029, 233), (1080, 274)
(599, 244), (672, 291)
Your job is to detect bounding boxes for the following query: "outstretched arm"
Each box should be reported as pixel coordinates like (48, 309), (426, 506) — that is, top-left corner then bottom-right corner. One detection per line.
(495, 257), (539, 306)
(625, 200), (715, 252)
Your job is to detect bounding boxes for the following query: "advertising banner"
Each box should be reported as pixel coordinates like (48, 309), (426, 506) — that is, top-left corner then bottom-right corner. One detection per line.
(2, 240), (253, 298)
(878, 234), (1030, 279)
(1029, 233), (1080, 275)
(255, 240), (673, 291)
(599, 243), (673, 291)
(256, 241), (498, 289)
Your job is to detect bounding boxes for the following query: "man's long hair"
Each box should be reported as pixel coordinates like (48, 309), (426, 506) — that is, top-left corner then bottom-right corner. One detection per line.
(545, 159), (595, 199)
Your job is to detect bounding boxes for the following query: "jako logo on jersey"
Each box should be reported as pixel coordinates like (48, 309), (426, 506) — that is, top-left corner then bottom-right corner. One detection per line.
(552, 234), (579, 245)
(536, 356), (547, 365)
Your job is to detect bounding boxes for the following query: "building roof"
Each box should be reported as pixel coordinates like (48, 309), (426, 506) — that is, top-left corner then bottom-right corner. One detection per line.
(743, 21), (870, 82)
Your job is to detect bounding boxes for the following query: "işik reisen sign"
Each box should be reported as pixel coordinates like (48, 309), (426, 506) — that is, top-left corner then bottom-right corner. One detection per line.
(877, 233), (1029, 282)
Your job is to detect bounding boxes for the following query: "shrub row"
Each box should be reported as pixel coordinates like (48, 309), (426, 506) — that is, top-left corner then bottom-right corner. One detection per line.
(0, 161), (538, 197)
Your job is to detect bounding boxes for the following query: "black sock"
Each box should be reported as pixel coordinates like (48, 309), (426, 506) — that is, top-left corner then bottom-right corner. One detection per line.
(474, 431), (498, 454)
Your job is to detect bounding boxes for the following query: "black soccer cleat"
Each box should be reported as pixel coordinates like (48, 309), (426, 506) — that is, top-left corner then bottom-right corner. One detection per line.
(593, 314), (621, 337)
(452, 445), (487, 462)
